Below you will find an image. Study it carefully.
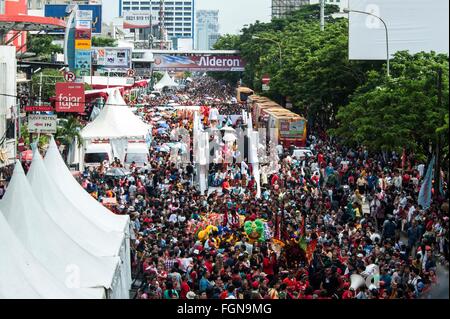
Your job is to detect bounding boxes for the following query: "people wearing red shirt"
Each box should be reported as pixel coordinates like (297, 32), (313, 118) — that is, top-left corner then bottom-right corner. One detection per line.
(180, 278), (190, 299)
(222, 178), (231, 194)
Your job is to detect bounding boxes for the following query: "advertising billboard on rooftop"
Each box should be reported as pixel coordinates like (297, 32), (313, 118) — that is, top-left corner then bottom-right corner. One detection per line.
(348, 0), (449, 60)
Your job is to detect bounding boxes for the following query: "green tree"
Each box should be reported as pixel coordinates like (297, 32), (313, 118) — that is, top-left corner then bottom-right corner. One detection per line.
(55, 116), (83, 160)
(210, 34), (242, 85)
(31, 69), (64, 103)
(92, 36), (117, 47)
(331, 51), (449, 159)
(27, 35), (63, 61)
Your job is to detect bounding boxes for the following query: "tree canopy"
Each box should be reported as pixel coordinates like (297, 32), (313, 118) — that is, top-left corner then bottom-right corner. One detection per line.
(92, 36), (117, 47)
(27, 35), (63, 61)
(212, 4), (449, 162)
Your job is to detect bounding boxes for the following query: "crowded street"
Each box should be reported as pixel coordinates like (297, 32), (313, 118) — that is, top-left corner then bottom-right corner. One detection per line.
(68, 76), (448, 300)
(0, 0), (448, 305)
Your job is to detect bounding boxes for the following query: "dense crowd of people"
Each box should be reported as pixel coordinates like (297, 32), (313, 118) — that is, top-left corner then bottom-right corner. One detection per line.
(76, 76), (448, 300)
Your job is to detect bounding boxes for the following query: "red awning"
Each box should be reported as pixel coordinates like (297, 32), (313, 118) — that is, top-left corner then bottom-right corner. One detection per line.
(0, 15), (66, 32)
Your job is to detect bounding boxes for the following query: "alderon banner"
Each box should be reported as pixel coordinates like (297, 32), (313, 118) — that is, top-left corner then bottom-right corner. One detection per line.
(55, 82), (85, 113)
(153, 55), (246, 72)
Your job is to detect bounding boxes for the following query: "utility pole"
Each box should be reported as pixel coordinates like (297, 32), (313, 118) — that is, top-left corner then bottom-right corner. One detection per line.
(320, 0), (325, 31)
(434, 67), (443, 197)
(38, 72), (43, 106)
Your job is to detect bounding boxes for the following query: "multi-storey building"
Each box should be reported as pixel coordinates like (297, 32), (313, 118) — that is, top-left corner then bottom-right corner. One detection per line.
(195, 10), (219, 50)
(119, 0), (194, 50)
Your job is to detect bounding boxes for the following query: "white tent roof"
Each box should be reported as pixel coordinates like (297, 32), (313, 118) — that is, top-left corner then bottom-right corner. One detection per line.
(154, 72), (179, 90)
(80, 89), (151, 140)
(27, 149), (124, 257)
(0, 163), (118, 298)
(44, 137), (129, 233)
(0, 209), (96, 299)
(44, 137), (132, 291)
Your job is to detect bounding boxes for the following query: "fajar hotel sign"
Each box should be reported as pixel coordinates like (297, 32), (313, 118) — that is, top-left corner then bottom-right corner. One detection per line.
(153, 54), (246, 72)
(55, 82), (85, 113)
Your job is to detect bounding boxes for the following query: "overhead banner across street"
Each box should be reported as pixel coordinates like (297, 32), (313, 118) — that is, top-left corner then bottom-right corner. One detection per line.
(153, 54), (246, 72)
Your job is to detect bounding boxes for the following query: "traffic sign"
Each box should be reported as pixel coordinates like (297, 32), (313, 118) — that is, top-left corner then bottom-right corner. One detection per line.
(127, 69), (136, 77)
(262, 74), (271, 85)
(28, 114), (57, 134)
(64, 71), (76, 82)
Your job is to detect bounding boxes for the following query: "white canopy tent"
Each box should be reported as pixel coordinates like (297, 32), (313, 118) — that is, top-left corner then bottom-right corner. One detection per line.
(0, 163), (121, 299)
(27, 150), (129, 299)
(44, 137), (132, 291)
(80, 89), (151, 162)
(154, 72), (179, 91)
(0, 209), (97, 299)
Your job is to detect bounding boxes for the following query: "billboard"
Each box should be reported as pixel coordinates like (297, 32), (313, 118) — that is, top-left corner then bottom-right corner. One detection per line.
(55, 82), (85, 113)
(74, 50), (92, 77)
(75, 39), (92, 49)
(92, 47), (132, 69)
(153, 55), (246, 72)
(348, 0), (449, 60)
(44, 4), (102, 33)
(28, 115), (57, 134)
(123, 11), (160, 29)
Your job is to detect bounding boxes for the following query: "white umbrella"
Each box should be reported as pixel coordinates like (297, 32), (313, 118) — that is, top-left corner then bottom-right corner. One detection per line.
(223, 133), (237, 142)
(220, 126), (236, 132)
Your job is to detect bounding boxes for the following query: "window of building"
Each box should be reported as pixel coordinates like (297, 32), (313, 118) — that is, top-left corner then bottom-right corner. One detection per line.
(124, 7), (130, 10)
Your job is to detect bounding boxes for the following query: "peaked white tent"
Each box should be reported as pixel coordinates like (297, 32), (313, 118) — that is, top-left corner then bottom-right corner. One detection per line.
(154, 72), (179, 91)
(0, 209), (96, 299)
(26, 149), (129, 299)
(80, 89), (151, 162)
(81, 89), (150, 140)
(0, 163), (121, 299)
(44, 137), (132, 291)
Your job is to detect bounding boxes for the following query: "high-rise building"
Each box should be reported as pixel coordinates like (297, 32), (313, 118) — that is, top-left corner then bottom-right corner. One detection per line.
(195, 10), (219, 50)
(119, 0), (195, 50)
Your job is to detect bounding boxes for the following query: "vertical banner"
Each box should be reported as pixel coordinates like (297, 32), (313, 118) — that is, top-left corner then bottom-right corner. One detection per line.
(74, 10), (92, 81)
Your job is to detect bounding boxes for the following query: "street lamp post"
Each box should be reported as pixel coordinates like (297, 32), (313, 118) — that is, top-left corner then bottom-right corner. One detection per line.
(344, 8), (390, 77)
(252, 35), (283, 69)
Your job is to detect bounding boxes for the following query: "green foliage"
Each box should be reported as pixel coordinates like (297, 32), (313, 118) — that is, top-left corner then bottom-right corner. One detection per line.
(92, 36), (117, 47)
(31, 69), (64, 103)
(27, 35), (63, 61)
(55, 116), (83, 148)
(331, 51), (449, 158)
(212, 4), (381, 125)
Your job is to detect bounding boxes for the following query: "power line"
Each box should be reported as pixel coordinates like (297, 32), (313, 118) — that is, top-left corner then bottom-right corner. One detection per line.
(0, 92), (142, 108)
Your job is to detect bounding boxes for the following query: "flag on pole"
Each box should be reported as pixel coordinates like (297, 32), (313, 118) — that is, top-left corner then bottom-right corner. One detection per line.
(418, 156), (435, 210)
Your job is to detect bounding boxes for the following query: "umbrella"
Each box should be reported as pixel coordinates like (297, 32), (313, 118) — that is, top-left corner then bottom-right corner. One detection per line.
(158, 144), (171, 153)
(105, 168), (131, 178)
(223, 133), (237, 142)
(159, 123), (170, 129)
(21, 150), (33, 161)
(157, 128), (168, 135)
(220, 126), (236, 132)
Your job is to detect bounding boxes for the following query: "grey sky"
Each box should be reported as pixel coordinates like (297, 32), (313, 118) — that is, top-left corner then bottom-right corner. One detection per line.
(196, 0), (272, 34)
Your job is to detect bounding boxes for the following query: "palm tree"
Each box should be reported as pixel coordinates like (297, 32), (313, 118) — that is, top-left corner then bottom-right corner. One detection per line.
(55, 116), (83, 161)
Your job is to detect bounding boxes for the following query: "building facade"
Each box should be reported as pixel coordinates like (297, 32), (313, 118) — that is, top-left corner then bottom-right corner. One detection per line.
(195, 10), (219, 50)
(119, 0), (195, 50)
(272, 0), (348, 18)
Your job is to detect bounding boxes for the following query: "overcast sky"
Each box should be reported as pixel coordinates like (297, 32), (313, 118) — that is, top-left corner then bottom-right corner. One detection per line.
(196, 0), (272, 34)
(102, 0), (272, 35)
